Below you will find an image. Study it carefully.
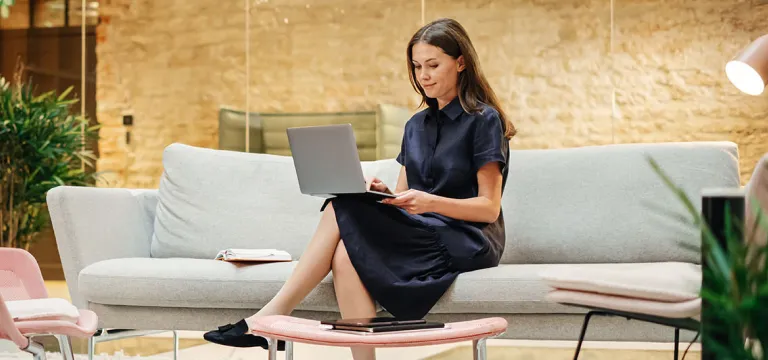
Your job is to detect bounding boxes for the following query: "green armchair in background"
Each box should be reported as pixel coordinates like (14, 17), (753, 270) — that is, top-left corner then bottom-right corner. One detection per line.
(218, 104), (412, 161)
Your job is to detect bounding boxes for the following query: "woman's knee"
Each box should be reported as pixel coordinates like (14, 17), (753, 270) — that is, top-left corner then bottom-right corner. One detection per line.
(332, 241), (354, 274)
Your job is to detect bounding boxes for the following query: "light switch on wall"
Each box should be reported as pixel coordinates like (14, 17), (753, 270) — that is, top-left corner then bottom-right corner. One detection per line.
(123, 114), (133, 144)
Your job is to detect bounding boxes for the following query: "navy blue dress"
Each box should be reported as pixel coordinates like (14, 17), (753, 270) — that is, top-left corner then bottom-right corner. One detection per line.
(327, 96), (510, 320)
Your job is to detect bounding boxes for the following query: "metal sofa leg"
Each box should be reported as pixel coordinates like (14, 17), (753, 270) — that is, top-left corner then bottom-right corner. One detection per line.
(473, 338), (487, 360)
(88, 329), (180, 360)
(57, 335), (75, 360)
(172, 330), (179, 359)
(574, 311), (596, 360)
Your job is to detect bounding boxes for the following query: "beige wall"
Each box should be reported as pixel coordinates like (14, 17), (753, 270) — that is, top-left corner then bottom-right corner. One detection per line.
(95, 0), (768, 188)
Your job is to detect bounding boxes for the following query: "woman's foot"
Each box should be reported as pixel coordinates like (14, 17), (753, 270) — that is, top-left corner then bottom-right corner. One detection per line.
(203, 319), (286, 350)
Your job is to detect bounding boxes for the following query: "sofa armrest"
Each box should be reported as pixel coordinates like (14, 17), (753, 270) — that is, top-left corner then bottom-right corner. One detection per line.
(46, 186), (158, 308)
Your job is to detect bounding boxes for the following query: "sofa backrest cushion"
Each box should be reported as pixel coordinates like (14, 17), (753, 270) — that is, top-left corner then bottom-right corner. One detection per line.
(150, 143), (400, 259)
(499, 141), (740, 265)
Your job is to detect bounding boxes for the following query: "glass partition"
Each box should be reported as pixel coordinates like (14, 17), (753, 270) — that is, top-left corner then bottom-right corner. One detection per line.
(89, 1), (248, 188)
(241, 0), (424, 160)
(33, 0), (64, 27)
(54, 0), (768, 188)
(67, 0), (98, 26)
(613, 0), (766, 182)
(0, 0), (103, 278)
(424, 1), (613, 150)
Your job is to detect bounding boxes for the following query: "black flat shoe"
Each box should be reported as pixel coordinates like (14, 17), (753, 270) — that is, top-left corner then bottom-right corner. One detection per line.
(203, 319), (286, 350)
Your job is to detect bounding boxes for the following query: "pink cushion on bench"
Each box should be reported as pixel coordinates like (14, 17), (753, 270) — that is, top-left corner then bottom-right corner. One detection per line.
(546, 289), (700, 319)
(7, 298), (80, 323)
(248, 315), (507, 347)
(540, 262), (700, 302)
(15, 309), (99, 338)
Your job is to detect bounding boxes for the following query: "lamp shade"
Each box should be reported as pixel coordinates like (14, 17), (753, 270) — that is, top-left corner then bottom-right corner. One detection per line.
(726, 34), (768, 96)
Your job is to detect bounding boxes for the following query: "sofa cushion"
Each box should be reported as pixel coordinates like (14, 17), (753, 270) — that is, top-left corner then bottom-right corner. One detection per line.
(150, 143), (401, 259)
(79, 258), (340, 312)
(500, 141), (740, 264)
(78, 259), (614, 315)
(539, 262), (700, 302)
(431, 264), (585, 314)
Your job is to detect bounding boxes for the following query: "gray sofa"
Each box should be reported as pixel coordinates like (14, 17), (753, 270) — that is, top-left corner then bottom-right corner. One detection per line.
(47, 141), (740, 342)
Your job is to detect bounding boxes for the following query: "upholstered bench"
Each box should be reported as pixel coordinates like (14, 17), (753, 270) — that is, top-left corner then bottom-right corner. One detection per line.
(248, 315), (508, 360)
(541, 262), (702, 360)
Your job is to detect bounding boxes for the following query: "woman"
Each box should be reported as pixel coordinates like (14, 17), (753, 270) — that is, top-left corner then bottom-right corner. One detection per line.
(204, 17), (516, 360)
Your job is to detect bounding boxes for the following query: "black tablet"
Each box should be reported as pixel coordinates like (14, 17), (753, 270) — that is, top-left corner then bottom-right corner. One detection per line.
(321, 316), (426, 328)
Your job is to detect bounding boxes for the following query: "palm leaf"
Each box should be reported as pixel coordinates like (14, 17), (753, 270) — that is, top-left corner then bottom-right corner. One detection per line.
(56, 86), (73, 102)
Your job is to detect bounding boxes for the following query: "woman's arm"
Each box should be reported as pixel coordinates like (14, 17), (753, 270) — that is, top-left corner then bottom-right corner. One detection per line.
(384, 161), (504, 223)
(394, 166), (408, 194)
(428, 162), (503, 223)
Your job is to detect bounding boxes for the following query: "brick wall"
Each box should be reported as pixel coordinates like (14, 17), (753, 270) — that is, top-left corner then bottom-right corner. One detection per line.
(95, 0), (768, 188)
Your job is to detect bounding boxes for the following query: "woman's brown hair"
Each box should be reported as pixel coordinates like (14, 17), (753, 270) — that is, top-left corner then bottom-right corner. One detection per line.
(407, 18), (516, 139)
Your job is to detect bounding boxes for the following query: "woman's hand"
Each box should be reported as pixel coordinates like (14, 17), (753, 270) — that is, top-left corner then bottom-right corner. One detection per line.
(365, 176), (392, 194)
(382, 189), (436, 215)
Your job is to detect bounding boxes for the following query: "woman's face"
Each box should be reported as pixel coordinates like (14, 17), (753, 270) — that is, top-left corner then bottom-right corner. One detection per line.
(411, 42), (464, 101)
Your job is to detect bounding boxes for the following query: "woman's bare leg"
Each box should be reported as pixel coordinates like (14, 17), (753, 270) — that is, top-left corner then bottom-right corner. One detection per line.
(245, 203), (341, 327)
(332, 241), (377, 360)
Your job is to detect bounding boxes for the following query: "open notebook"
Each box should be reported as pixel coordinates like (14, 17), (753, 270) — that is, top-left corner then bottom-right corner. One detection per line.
(215, 249), (292, 263)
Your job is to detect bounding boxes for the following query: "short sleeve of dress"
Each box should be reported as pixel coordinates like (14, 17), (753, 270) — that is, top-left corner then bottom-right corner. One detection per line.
(473, 109), (508, 173)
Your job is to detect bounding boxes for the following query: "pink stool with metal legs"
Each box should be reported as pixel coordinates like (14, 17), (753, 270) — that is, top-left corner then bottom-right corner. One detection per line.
(248, 315), (508, 360)
(0, 248), (98, 360)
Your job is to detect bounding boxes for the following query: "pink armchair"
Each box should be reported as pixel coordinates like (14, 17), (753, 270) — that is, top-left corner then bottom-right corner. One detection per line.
(0, 247), (98, 360)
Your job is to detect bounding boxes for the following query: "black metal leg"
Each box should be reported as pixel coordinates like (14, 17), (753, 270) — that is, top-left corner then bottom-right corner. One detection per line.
(562, 304), (700, 360)
(574, 311), (596, 360)
(674, 327), (680, 360)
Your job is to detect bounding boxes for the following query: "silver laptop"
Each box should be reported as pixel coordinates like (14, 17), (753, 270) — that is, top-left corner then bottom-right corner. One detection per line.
(286, 124), (396, 200)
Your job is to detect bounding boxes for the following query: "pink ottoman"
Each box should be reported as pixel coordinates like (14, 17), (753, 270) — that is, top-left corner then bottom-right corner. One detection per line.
(248, 315), (508, 360)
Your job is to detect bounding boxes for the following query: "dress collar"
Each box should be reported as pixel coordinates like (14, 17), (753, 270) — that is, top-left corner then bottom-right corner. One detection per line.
(441, 96), (464, 121)
(428, 96), (463, 121)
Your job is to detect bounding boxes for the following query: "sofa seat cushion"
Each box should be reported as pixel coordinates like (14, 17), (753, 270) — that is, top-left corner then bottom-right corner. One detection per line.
(539, 262), (700, 302)
(431, 264), (586, 314)
(79, 258), (340, 312)
(79, 259), (651, 315)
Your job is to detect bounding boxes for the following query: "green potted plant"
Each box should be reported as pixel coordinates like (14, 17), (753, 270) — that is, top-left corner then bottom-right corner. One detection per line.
(0, 0), (15, 18)
(649, 157), (766, 360)
(0, 71), (100, 250)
